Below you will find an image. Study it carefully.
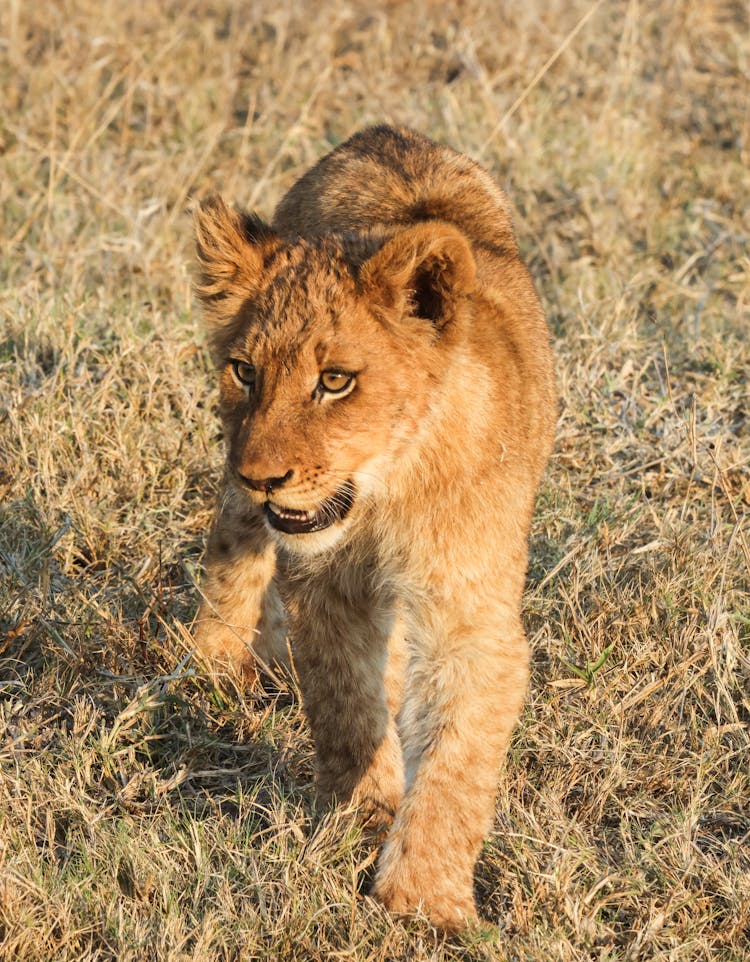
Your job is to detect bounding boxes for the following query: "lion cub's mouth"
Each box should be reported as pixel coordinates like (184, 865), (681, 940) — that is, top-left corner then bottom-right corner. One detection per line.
(264, 481), (356, 535)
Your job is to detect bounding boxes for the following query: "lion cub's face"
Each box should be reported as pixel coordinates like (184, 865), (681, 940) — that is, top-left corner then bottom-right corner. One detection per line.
(195, 197), (475, 554)
(215, 254), (422, 555)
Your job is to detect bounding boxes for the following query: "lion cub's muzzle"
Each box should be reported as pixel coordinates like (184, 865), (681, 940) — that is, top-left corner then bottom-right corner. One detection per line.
(264, 480), (356, 535)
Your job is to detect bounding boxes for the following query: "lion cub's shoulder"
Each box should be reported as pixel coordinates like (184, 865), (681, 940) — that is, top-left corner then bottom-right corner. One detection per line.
(272, 125), (517, 256)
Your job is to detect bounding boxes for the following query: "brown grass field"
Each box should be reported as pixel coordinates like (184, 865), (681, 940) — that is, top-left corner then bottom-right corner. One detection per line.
(1, 1), (749, 959)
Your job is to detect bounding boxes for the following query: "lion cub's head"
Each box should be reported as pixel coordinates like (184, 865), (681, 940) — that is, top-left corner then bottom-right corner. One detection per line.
(194, 196), (476, 554)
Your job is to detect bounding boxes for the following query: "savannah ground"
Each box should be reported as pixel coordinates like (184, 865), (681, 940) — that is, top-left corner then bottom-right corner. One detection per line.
(1, 1), (748, 959)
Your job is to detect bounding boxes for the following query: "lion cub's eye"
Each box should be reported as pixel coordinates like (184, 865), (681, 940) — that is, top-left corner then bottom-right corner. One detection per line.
(319, 370), (355, 396)
(231, 360), (256, 389)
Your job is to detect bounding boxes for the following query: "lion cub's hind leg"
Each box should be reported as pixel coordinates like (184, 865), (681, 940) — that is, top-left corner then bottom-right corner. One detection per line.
(194, 491), (288, 684)
(355, 610), (407, 833)
(286, 564), (406, 832)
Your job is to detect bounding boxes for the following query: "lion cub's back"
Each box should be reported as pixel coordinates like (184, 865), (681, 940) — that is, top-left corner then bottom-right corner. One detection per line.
(272, 126), (518, 256)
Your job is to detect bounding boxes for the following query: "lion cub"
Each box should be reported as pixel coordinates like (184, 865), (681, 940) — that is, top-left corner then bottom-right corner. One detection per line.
(193, 126), (556, 930)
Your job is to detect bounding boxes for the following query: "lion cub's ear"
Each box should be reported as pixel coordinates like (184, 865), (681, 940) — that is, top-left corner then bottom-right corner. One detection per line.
(359, 222), (475, 331)
(193, 195), (278, 335)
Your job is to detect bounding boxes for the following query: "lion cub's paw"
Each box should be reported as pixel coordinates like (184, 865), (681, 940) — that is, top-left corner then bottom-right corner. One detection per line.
(193, 621), (259, 681)
(350, 778), (402, 838)
(373, 854), (478, 931)
(352, 732), (404, 834)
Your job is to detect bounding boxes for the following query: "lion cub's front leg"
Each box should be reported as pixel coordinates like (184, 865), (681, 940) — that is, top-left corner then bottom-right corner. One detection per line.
(194, 489), (288, 681)
(373, 603), (530, 931)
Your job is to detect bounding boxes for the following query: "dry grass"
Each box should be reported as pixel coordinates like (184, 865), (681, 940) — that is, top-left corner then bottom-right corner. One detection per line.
(1, 0), (749, 959)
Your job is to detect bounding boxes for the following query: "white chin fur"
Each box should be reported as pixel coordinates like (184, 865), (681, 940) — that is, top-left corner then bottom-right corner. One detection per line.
(266, 518), (349, 555)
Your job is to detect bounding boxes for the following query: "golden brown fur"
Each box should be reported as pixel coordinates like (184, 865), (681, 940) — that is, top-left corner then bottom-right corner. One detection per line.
(192, 125), (556, 929)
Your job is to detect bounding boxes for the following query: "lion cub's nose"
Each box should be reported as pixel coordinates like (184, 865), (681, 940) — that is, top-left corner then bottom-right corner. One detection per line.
(238, 468), (293, 494)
